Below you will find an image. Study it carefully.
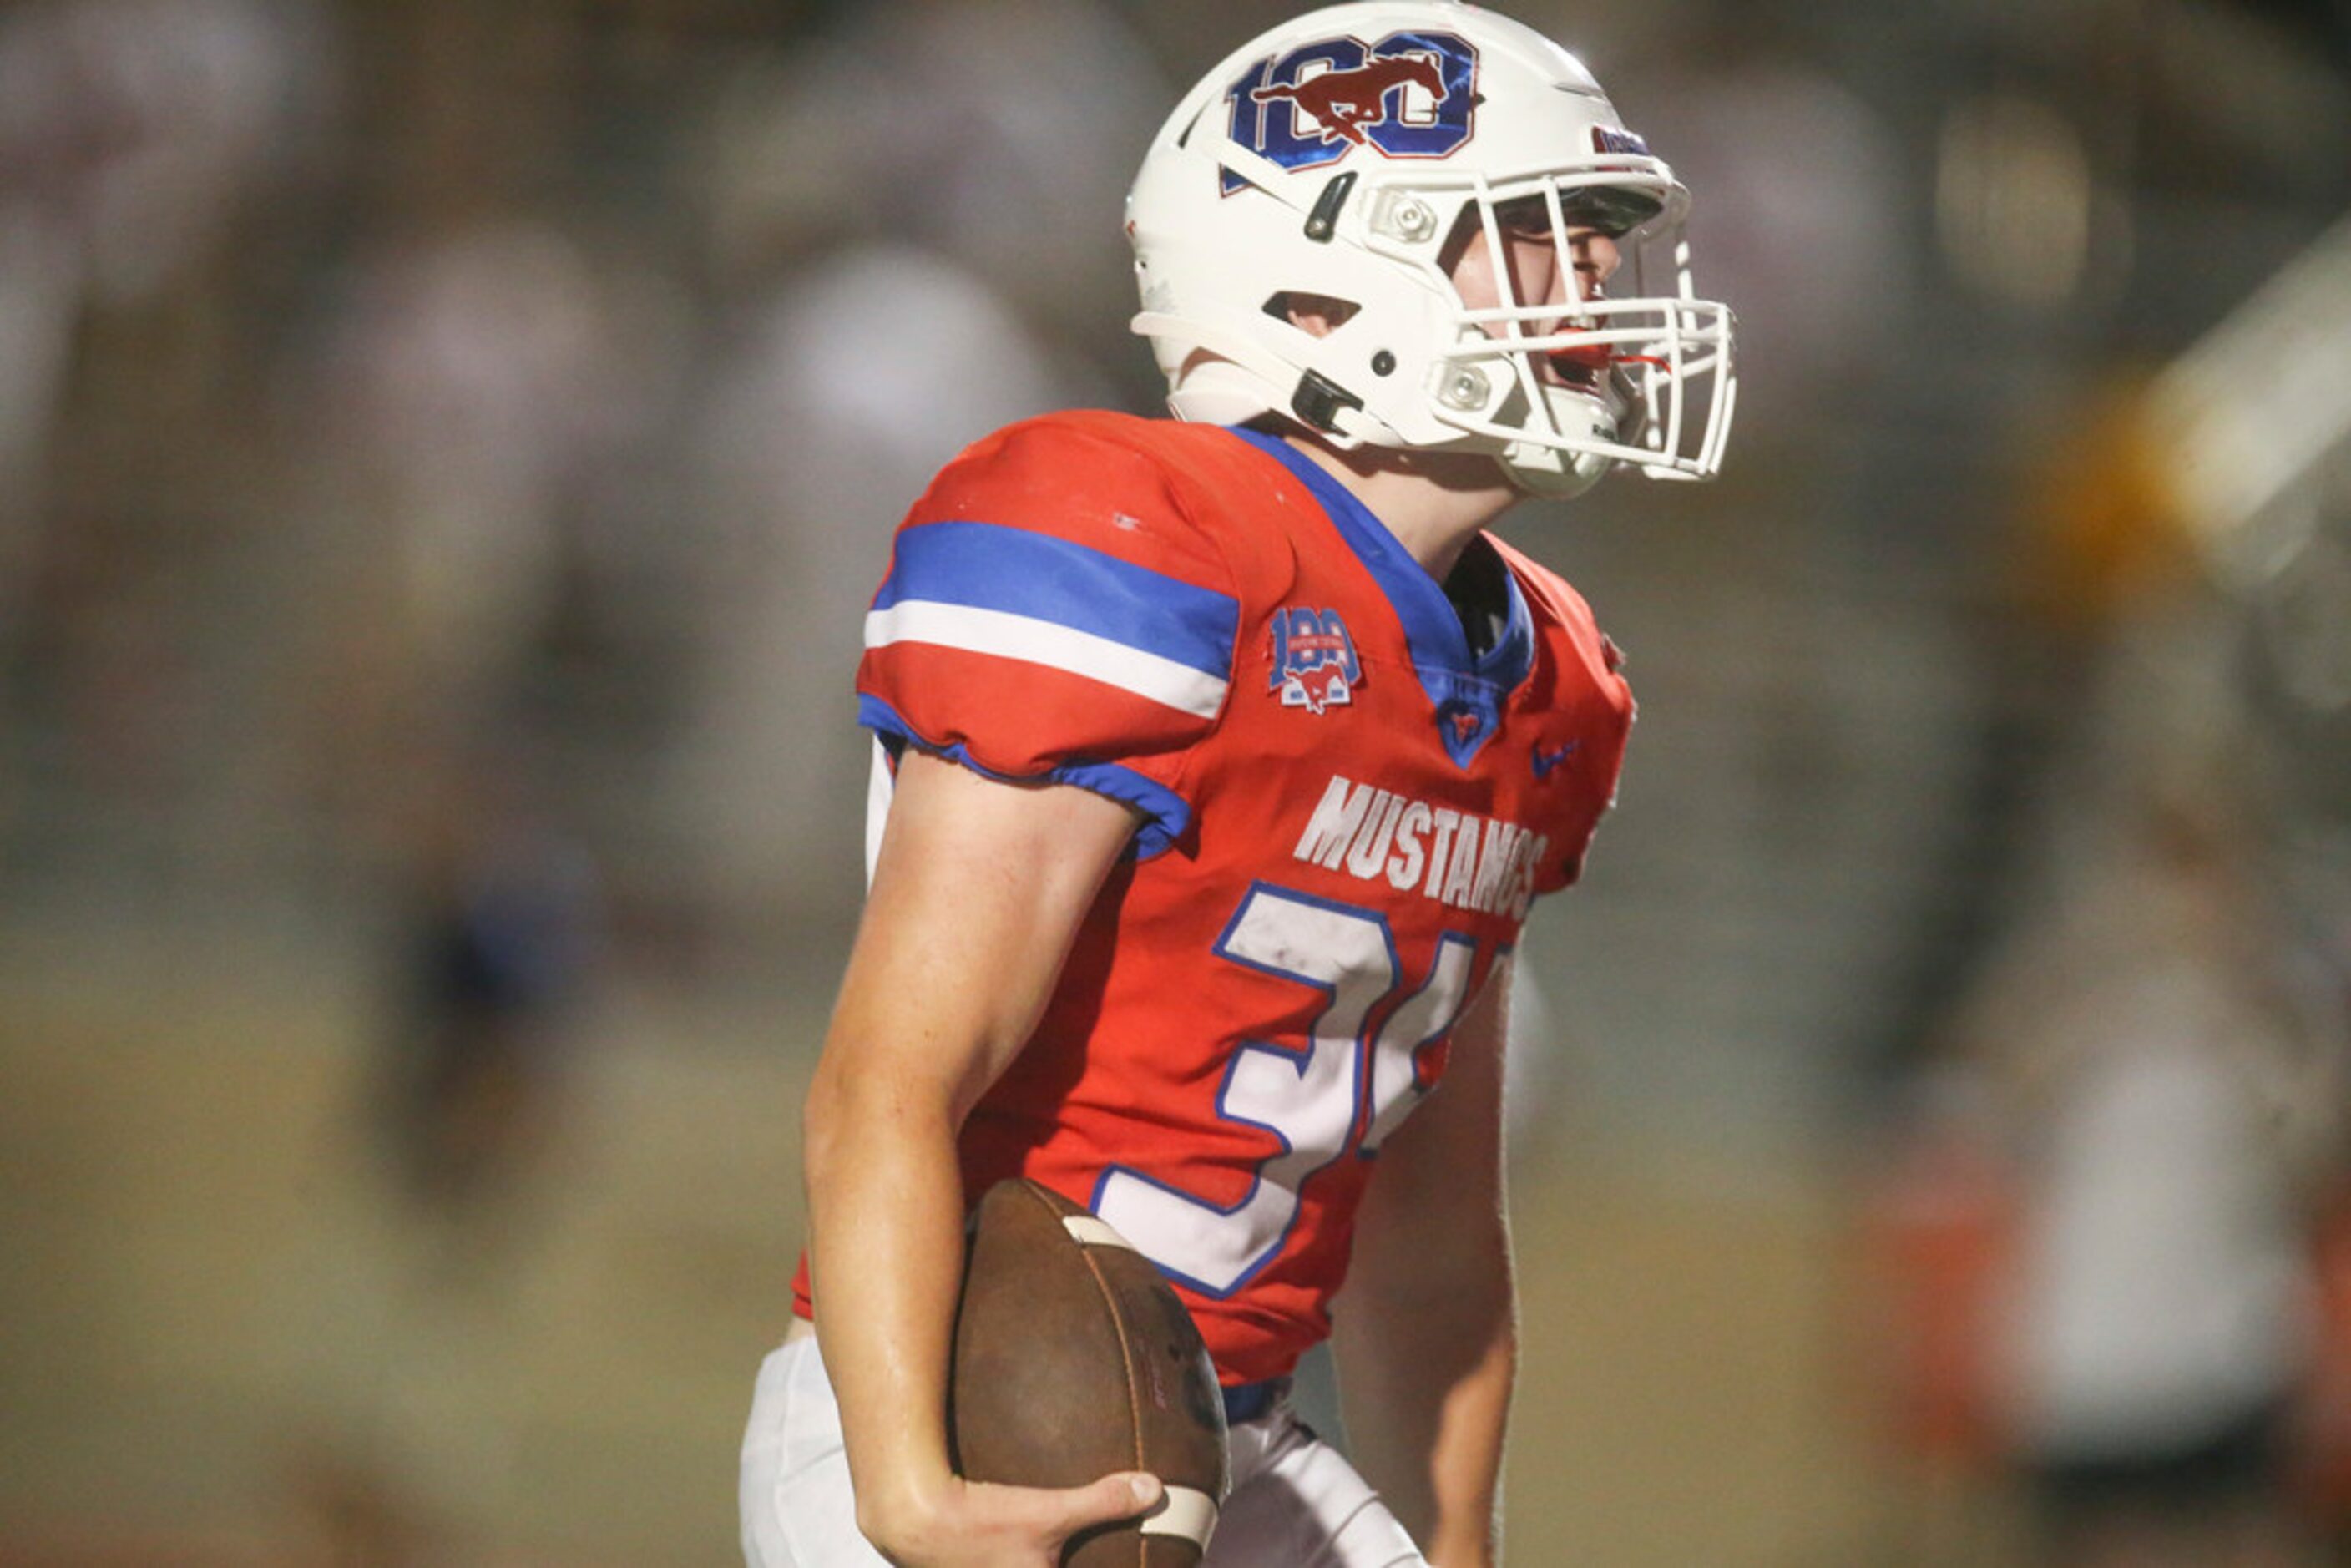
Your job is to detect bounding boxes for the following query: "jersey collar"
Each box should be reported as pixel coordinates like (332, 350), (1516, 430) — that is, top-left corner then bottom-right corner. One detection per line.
(1228, 427), (1533, 768)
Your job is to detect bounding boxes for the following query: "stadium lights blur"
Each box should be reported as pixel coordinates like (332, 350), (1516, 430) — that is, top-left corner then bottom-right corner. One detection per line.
(2149, 215), (2351, 573)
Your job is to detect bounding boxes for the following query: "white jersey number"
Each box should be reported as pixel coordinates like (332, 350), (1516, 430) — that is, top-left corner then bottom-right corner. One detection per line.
(1094, 883), (1480, 1296)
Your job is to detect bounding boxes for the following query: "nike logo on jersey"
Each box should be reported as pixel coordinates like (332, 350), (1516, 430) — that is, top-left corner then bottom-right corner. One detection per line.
(1292, 774), (1550, 920)
(1531, 740), (1579, 779)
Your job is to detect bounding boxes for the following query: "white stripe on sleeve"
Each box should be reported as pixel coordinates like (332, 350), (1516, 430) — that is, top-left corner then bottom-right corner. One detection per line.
(865, 600), (1229, 720)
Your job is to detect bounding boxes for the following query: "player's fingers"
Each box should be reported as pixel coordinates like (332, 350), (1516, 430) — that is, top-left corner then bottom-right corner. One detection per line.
(1049, 1471), (1162, 1535)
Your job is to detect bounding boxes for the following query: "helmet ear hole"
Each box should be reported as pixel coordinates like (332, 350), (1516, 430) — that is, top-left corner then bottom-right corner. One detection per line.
(1264, 291), (1361, 337)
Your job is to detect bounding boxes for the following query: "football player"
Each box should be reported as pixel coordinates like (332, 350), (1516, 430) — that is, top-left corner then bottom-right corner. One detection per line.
(740, 3), (1735, 1565)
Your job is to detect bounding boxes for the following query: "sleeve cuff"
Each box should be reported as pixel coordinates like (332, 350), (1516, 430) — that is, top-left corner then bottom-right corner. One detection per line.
(857, 695), (1194, 861)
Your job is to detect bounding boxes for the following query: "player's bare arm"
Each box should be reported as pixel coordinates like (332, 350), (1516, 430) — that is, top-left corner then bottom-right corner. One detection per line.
(1334, 955), (1517, 1567)
(801, 750), (1160, 1565)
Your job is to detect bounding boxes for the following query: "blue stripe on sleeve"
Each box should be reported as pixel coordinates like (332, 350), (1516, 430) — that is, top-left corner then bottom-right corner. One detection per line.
(872, 520), (1237, 680)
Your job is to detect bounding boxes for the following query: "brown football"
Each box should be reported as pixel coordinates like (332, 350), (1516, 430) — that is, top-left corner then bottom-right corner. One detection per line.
(948, 1178), (1231, 1566)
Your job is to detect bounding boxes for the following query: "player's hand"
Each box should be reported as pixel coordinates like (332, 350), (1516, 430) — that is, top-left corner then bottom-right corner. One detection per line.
(864, 1470), (1163, 1566)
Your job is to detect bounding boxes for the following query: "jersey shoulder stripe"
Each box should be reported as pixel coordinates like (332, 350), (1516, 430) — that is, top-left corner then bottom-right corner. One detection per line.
(874, 518), (1239, 673)
(869, 518), (1238, 717)
(865, 599), (1229, 719)
(856, 415), (1248, 854)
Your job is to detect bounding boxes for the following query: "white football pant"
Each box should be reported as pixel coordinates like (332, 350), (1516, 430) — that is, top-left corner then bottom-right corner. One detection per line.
(740, 1328), (1428, 1567)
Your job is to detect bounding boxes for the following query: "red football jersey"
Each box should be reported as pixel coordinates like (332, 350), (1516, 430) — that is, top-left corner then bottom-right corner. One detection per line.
(796, 410), (1632, 1385)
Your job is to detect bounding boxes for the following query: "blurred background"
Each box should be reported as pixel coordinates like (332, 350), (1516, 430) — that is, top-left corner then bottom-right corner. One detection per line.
(2, 0), (2348, 1562)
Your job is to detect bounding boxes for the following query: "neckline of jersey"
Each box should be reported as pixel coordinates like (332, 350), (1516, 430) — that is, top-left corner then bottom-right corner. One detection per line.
(1224, 426), (1534, 768)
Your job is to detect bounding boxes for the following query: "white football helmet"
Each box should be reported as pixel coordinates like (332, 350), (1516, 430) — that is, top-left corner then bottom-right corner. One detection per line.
(1126, 1), (1736, 497)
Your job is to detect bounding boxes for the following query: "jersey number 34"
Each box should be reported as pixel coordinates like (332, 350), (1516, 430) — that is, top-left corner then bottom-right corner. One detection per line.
(1094, 881), (1486, 1296)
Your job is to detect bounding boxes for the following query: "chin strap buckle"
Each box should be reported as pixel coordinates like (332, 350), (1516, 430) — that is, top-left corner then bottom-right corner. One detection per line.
(1291, 371), (1364, 435)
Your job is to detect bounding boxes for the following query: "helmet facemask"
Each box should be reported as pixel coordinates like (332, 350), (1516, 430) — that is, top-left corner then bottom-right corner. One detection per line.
(1351, 164), (1737, 498)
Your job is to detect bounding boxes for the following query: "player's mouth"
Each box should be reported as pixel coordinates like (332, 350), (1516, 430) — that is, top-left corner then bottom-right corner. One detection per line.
(1545, 344), (1609, 390)
(1544, 343), (1671, 390)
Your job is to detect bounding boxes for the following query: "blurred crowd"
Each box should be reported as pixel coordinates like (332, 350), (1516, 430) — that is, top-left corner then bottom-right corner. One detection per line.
(3, 0), (2350, 1562)
(0, 0), (1960, 964)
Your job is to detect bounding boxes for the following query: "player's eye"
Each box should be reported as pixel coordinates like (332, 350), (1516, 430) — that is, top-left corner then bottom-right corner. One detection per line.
(1553, 185), (1665, 238)
(1492, 196), (1554, 238)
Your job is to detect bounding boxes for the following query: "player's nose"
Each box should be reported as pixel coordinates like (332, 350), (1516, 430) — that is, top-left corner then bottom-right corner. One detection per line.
(1575, 230), (1622, 296)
